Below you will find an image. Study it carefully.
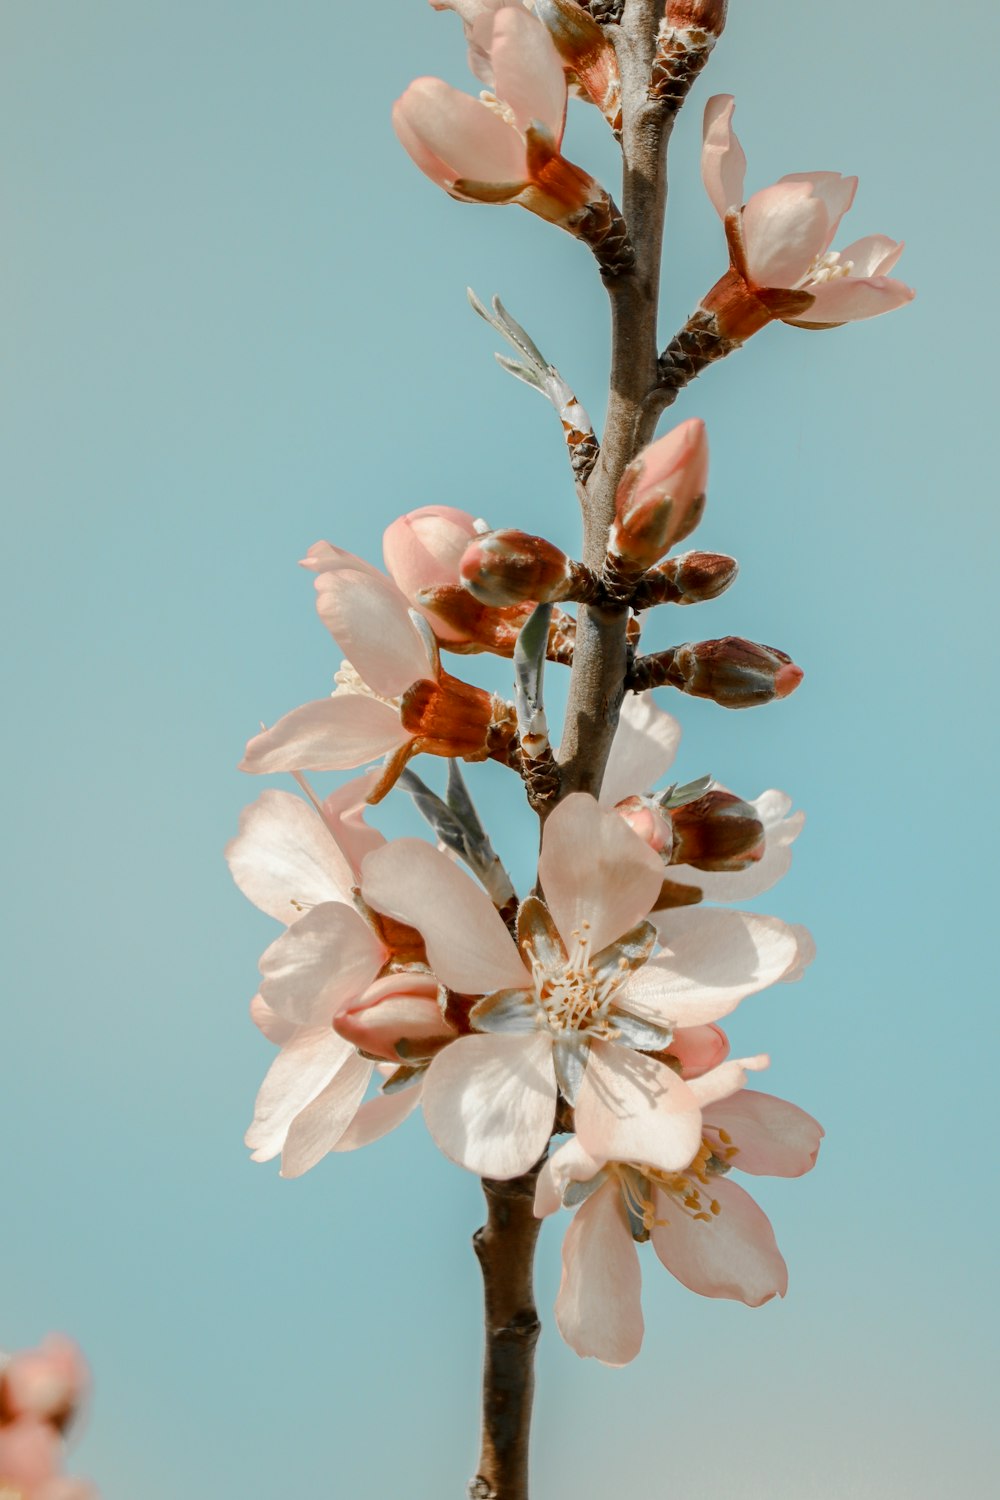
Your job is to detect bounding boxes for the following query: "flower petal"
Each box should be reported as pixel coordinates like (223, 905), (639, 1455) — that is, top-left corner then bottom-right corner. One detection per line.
(258, 902), (387, 1026)
(226, 788), (355, 923)
(332, 1079), (424, 1152)
(538, 793), (664, 955)
(555, 1179), (644, 1365)
(742, 181), (829, 289)
(598, 692), (682, 808)
(280, 1052), (374, 1178)
(795, 273), (915, 326)
(701, 95), (747, 218)
(651, 1176), (788, 1305)
(705, 1090), (824, 1177)
(669, 789), (804, 902)
(575, 1040), (702, 1174)
(486, 6), (566, 141)
(778, 171), (856, 247)
(245, 1027), (356, 1162)
(249, 993), (298, 1046)
(686, 1053), (769, 1108)
(313, 567), (432, 697)
(633, 909), (801, 1026)
(780, 923), (816, 983)
(320, 771), (386, 877)
(835, 232), (904, 277)
(361, 838), (527, 994)
(393, 77), (527, 187)
(383, 504), (479, 641)
(421, 1032), (557, 1178)
(240, 696), (409, 775)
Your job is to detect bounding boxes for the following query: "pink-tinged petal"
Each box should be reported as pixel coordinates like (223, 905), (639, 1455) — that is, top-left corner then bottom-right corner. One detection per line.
(240, 696), (409, 775)
(702, 95), (747, 218)
(421, 1032), (557, 1178)
(245, 1027), (356, 1162)
(555, 1180), (644, 1365)
(778, 171), (856, 246)
(258, 902), (387, 1027)
(633, 909), (800, 1026)
(383, 504), (480, 640)
(361, 839), (527, 994)
(575, 1041), (702, 1174)
(393, 78), (527, 187)
(539, 1136), (606, 1211)
(795, 273), (915, 326)
(249, 993), (297, 1047)
(742, 181), (829, 289)
(686, 1053), (769, 1108)
(37, 1481), (98, 1500)
(670, 789), (804, 902)
(1, 1337), (88, 1426)
(669, 1023), (730, 1079)
(332, 1079), (424, 1152)
(781, 923), (816, 983)
(0, 1420), (61, 1485)
(651, 1175), (787, 1305)
(485, 7), (567, 141)
(313, 567), (432, 697)
(320, 771), (386, 876)
(538, 793), (664, 955)
(226, 788), (354, 923)
(836, 233), (904, 277)
(299, 540), (384, 579)
(705, 1090), (824, 1177)
(598, 692), (681, 808)
(280, 1053), (374, 1178)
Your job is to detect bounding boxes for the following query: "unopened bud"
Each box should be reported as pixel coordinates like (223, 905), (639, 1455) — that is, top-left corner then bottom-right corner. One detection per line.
(615, 794), (674, 859)
(383, 505), (480, 644)
(333, 973), (456, 1063)
(664, 0), (728, 37)
(608, 419), (709, 579)
(0, 1338), (88, 1432)
(534, 0), (622, 136)
(459, 530), (593, 607)
(632, 550), (738, 609)
(632, 637), (804, 708)
(668, 790), (765, 871)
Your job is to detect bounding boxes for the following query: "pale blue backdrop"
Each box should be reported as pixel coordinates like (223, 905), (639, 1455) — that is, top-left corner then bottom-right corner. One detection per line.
(2, 2), (996, 1496)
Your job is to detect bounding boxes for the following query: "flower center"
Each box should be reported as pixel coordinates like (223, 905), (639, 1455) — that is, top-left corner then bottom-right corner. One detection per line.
(528, 921), (629, 1038)
(615, 1138), (725, 1236)
(332, 661), (400, 707)
(804, 250), (855, 285)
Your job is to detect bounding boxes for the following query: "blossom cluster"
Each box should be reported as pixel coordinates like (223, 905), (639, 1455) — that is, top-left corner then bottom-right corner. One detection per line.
(0, 1338), (95, 1499)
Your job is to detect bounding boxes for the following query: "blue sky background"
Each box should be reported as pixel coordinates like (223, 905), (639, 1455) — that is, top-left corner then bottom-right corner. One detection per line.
(2, 2), (997, 1495)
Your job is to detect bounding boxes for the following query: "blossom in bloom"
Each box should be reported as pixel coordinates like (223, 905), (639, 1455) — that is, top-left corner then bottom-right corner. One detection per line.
(361, 792), (800, 1179)
(600, 692), (806, 905)
(239, 542), (515, 802)
(395, 7), (630, 272)
(227, 785), (436, 1176)
(535, 1073), (823, 1364)
(698, 94), (914, 335)
(607, 418), (710, 583)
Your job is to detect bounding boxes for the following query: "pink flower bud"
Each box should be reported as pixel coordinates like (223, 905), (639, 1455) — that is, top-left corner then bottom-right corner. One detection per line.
(0, 1338), (88, 1432)
(383, 506), (481, 643)
(334, 973), (456, 1063)
(632, 550), (738, 608)
(609, 418), (709, 572)
(459, 529), (587, 606)
(671, 637), (803, 708)
(614, 795), (674, 859)
(668, 790), (765, 871)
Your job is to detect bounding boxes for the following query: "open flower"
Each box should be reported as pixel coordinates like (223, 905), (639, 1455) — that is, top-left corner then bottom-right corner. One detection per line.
(227, 785), (436, 1176)
(239, 543), (516, 802)
(361, 793), (800, 1180)
(698, 94), (914, 336)
(395, 7), (631, 273)
(535, 1075), (823, 1364)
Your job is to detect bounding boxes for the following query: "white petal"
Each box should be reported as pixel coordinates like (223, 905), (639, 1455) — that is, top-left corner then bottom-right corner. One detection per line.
(598, 693), (682, 808)
(705, 1090), (823, 1177)
(258, 902), (387, 1026)
(538, 794), (663, 956)
(633, 909), (800, 1026)
(701, 95), (747, 218)
(245, 1027), (356, 1162)
(555, 1180), (644, 1366)
(249, 993), (298, 1046)
(421, 1033), (557, 1178)
(240, 696), (409, 774)
(361, 839), (527, 994)
(575, 1041), (702, 1174)
(651, 1176), (787, 1305)
(226, 789), (355, 924)
(280, 1053), (374, 1177)
(313, 567), (432, 698)
(332, 1080), (424, 1152)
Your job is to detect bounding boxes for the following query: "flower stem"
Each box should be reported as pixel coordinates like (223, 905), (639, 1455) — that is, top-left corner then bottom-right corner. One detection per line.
(468, 1168), (544, 1500)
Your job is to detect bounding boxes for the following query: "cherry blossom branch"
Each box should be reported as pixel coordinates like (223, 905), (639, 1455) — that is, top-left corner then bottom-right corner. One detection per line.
(557, 0), (675, 798)
(469, 1168), (544, 1500)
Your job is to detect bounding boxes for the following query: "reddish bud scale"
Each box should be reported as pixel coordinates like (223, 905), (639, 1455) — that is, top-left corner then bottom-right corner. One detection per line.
(459, 530), (586, 606)
(632, 552), (739, 609)
(668, 791), (765, 871)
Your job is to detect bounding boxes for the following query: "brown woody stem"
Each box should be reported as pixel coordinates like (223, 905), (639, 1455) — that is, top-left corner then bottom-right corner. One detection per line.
(468, 1169), (544, 1500)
